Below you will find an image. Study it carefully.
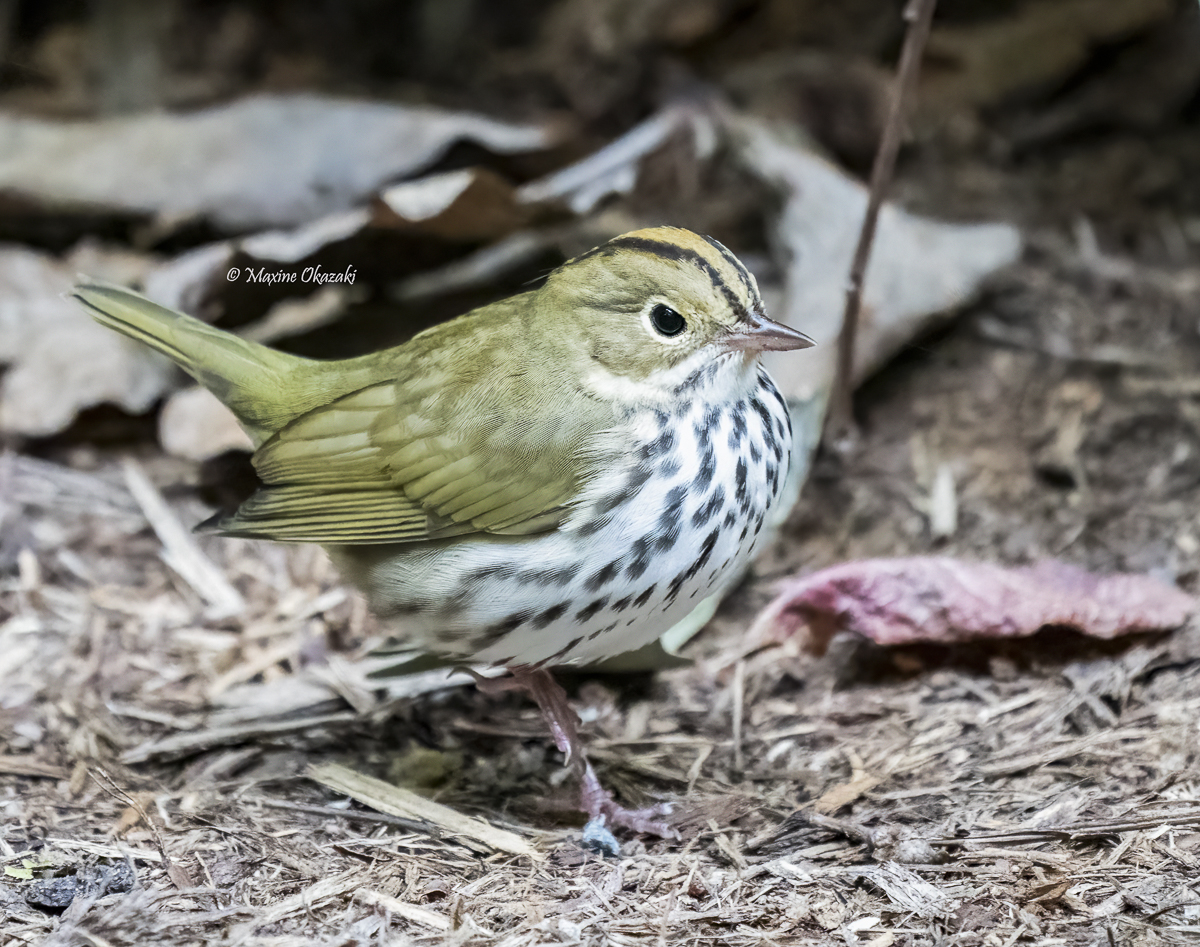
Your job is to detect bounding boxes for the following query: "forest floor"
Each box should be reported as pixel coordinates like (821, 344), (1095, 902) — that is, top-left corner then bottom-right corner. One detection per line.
(3, 2), (1200, 945)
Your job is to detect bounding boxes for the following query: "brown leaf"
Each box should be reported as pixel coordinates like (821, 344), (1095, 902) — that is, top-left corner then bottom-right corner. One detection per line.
(165, 859), (196, 891)
(373, 167), (531, 241)
(754, 557), (1196, 656)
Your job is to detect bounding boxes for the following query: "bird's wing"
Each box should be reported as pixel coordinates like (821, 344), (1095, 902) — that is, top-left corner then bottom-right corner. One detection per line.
(212, 348), (607, 545)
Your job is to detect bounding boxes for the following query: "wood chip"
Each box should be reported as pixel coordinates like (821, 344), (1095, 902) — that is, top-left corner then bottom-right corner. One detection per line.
(357, 889), (452, 930)
(121, 458), (245, 619)
(858, 862), (962, 918)
(232, 868), (365, 932)
(0, 755), (66, 779)
(43, 838), (163, 863)
(309, 761), (540, 859)
(814, 774), (885, 814)
(121, 711), (358, 763)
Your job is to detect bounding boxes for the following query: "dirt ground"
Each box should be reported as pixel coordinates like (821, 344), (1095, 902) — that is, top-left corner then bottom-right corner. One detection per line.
(4, 1), (1200, 945)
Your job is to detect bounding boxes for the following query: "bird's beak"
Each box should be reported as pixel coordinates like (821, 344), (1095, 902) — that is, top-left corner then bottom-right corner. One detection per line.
(724, 312), (816, 353)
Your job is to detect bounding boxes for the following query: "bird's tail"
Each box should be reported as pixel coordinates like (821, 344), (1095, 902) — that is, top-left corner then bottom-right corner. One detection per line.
(72, 280), (312, 445)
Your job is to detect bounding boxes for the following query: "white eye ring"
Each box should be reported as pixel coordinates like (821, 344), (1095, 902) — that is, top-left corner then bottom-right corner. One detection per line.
(641, 300), (689, 344)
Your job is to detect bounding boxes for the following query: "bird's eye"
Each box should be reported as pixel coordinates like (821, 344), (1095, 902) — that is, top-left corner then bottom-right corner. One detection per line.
(649, 303), (686, 338)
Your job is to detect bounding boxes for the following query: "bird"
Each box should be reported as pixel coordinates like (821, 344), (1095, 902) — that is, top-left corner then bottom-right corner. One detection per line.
(72, 226), (814, 837)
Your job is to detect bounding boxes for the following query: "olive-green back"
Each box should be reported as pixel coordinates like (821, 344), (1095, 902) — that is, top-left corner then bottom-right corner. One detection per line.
(73, 282), (613, 545)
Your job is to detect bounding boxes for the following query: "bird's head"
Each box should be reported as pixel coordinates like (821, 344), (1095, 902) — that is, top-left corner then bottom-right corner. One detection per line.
(538, 227), (813, 397)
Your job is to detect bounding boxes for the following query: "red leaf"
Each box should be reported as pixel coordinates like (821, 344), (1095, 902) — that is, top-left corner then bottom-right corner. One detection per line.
(754, 557), (1195, 655)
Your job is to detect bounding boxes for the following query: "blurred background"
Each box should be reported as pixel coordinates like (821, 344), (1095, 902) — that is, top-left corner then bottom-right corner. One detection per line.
(3, 0), (1197, 519)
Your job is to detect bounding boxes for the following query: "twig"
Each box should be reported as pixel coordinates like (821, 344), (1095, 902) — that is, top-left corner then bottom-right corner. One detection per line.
(1143, 899), (1200, 924)
(258, 798), (433, 835)
(930, 809), (1200, 846)
(357, 889), (453, 932)
(120, 710), (358, 764)
(826, 0), (939, 442)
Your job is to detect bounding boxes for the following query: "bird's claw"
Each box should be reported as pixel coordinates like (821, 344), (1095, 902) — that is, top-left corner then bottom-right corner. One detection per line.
(580, 762), (679, 839)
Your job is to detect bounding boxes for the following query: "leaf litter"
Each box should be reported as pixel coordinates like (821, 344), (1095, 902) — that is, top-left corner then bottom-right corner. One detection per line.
(0, 94), (552, 231)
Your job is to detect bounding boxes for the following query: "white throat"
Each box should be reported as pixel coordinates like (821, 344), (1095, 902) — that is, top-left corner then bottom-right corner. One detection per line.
(582, 350), (761, 407)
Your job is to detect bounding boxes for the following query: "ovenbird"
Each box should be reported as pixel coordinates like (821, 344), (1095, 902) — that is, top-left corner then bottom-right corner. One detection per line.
(73, 227), (813, 837)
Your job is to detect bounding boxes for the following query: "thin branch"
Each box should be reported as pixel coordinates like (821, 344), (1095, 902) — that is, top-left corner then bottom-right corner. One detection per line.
(826, 0), (939, 442)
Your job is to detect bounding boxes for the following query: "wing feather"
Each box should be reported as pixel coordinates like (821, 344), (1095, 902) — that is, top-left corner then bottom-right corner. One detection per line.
(212, 300), (614, 545)
(214, 486), (433, 542)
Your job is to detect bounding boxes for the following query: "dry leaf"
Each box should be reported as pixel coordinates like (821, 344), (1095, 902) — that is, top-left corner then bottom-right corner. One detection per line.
(145, 166), (537, 325)
(735, 114), (1022, 407)
(0, 245), (174, 436)
(0, 93), (551, 231)
(754, 557), (1196, 655)
(158, 387), (252, 462)
(519, 103), (714, 213)
(9, 167), (530, 440)
(374, 167), (531, 240)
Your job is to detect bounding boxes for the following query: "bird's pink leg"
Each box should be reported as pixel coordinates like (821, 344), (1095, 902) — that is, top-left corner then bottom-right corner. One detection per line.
(576, 759), (677, 838)
(471, 667), (678, 838)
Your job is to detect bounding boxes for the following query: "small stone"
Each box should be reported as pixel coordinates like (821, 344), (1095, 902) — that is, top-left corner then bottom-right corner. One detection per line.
(24, 860), (136, 913)
(25, 876), (79, 911)
(581, 817), (621, 858)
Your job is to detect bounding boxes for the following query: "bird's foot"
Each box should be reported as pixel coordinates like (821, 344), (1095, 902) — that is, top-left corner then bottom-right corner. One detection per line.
(580, 761), (679, 839)
(474, 666), (678, 838)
